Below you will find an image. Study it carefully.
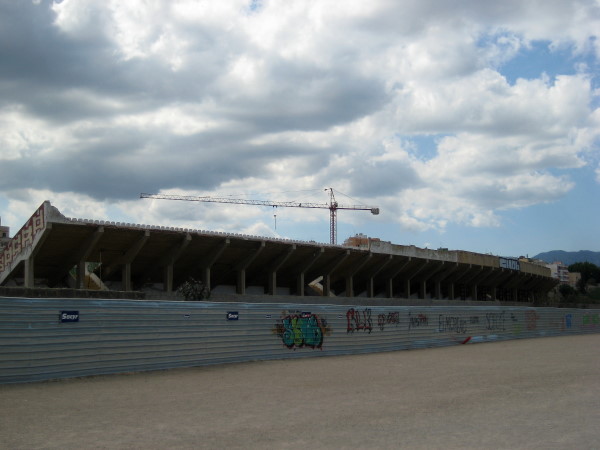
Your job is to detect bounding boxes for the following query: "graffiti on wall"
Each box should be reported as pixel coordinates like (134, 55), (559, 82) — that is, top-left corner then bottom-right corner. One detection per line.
(564, 314), (572, 329)
(408, 312), (429, 331)
(0, 203), (45, 274)
(346, 308), (373, 334)
(499, 257), (520, 271)
(559, 313), (573, 331)
(511, 312), (522, 335)
(273, 311), (330, 349)
(583, 313), (599, 327)
(485, 311), (506, 332)
(438, 314), (468, 334)
(377, 311), (400, 331)
(525, 310), (540, 330)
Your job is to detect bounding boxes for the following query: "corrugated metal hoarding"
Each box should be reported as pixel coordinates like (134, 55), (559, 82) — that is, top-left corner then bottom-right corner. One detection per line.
(1, 297), (598, 384)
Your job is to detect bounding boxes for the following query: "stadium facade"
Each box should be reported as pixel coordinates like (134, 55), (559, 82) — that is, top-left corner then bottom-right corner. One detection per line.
(0, 202), (556, 303)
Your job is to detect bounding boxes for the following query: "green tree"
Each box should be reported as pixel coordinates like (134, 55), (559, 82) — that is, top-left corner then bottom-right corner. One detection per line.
(558, 284), (578, 303)
(568, 262), (600, 292)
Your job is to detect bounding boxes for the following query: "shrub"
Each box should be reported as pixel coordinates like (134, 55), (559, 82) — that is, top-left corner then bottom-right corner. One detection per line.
(558, 284), (578, 303)
(177, 277), (210, 301)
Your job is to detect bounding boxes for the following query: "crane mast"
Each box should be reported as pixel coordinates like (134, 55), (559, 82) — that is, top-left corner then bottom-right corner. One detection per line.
(140, 188), (379, 245)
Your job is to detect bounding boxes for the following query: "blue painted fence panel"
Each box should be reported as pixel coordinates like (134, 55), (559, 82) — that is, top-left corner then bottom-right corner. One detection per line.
(0, 297), (598, 383)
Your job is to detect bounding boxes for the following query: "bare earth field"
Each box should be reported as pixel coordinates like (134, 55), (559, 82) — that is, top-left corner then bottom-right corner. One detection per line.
(1, 334), (599, 449)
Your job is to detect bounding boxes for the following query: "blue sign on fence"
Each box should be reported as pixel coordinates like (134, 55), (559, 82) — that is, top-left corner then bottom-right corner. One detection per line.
(227, 311), (239, 320)
(60, 311), (79, 323)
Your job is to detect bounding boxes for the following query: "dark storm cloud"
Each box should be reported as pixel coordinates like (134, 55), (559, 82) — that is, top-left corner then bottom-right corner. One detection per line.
(0, 2), (111, 89)
(225, 72), (388, 132)
(0, 0), (388, 203)
(0, 1), (229, 123)
(0, 117), (323, 201)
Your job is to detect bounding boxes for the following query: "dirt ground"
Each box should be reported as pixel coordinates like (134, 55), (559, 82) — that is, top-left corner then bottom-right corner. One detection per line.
(1, 334), (599, 449)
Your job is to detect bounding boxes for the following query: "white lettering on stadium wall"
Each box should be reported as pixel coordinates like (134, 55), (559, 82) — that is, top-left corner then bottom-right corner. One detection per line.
(499, 258), (520, 271)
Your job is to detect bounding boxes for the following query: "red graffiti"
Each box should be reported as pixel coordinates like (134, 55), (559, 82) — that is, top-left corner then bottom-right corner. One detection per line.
(346, 308), (373, 334)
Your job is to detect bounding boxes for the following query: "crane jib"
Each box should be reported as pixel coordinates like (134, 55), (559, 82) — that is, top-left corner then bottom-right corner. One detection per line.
(140, 192), (380, 245)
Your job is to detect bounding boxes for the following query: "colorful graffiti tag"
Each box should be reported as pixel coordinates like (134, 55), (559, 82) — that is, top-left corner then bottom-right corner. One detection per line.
(583, 313), (599, 327)
(561, 314), (573, 331)
(274, 312), (329, 349)
(346, 308), (373, 334)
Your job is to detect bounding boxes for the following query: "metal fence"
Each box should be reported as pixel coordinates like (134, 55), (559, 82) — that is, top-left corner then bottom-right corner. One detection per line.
(1, 297), (599, 383)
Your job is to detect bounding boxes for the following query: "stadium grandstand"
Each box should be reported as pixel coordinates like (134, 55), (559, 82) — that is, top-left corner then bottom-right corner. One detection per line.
(0, 202), (557, 303)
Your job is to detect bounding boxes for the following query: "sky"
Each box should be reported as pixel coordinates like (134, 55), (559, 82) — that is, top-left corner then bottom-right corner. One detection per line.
(0, 0), (599, 258)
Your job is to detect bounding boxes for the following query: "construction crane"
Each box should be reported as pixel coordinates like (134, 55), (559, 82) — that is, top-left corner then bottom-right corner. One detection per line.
(140, 188), (380, 245)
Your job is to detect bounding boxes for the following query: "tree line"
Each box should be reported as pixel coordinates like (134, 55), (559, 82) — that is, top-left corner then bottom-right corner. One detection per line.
(558, 262), (600, 304)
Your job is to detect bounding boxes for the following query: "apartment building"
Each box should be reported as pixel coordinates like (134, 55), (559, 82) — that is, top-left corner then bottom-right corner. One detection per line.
(547, 261), (570, 284)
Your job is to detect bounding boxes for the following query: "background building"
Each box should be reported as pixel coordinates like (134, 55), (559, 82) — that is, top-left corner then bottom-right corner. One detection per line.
(547, 261), (570, 284)
(0, 217), (9, 251)
(568, 271), (581, 288)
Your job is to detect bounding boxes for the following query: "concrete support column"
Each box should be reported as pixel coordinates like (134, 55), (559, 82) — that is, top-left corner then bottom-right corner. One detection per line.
(76, 262), (86, 289)
(471, 285), (478, 301)
(491, 286), (497, 301)
(193, 237), (228, 293)
(296, 273), (305, 297)
(294, 248), (324, 297)
(435, 281), (442, 300)
(405, 279), (411, 298)
(122, 263), (132, 291)
(105, 230), (149, 281)
(234, 241), (264, 296)
(163, 265), (173, 292)
(449, 283), (455, 300)
(202, 267), (211, 291)
(323, 274), (332, 297)
(345, 276), (353, 297)
(268, 272), (276, 296)
(386, 278), (393, 298)
(320, 250), (349, 297)
(75, 226), (104, 289)
(24, 257), (34, 288)
(267, 244), (295, 296)
(419, 280), (426, 299)
(367, 278), (375, 298)
(237, 270), (246, 295)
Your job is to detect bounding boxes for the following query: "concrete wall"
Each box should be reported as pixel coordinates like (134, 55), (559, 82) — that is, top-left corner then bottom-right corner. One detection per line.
(346, 235), (552, 278)
(1, 296), (598, 384)
(520, 259), (552, 276)
(455, 250), (498, 266)
(367, 240), (459, 262)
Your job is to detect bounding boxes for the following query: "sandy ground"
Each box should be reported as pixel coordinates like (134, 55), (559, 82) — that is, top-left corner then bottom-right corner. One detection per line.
(1, 334), (599, 450)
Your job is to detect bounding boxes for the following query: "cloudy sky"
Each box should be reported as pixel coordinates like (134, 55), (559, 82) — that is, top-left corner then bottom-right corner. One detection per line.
(1, 0), (599, 257)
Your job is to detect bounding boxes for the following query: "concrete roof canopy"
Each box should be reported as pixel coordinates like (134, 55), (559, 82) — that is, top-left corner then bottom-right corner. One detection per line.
(0, 202), (557, 304)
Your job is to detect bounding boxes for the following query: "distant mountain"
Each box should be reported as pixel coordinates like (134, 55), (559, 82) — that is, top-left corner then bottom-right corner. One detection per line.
(533, 250), (600, 266)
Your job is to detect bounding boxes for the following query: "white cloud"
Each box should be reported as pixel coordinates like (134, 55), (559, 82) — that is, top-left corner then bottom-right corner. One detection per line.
(1, 0), (599, 243)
